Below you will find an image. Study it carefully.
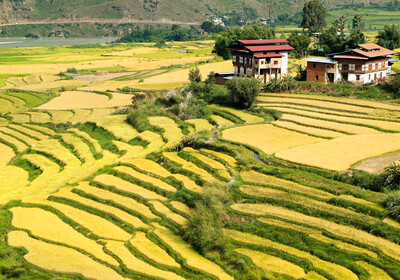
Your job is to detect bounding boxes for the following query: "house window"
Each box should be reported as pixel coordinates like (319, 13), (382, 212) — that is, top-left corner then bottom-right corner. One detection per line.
(274, 60), (278, 65)
(385, 61), (389, 67)
(349, 64), (355, 71)
(232, 56), (236, 63)
(372, 63), (375, 70)
(316, 75), (319, 81)
(369, 74), (371, 80)
(361, 65), (366, 71)
(261, 60), (264, 64)
(338, 64), (342, 70)
(356, 75), (360, 81)
(313, 63), (316, 68)
(378, 62), (382, 68)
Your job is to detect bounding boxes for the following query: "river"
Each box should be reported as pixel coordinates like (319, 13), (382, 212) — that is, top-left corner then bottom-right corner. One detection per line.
(0, 38), (118, 48)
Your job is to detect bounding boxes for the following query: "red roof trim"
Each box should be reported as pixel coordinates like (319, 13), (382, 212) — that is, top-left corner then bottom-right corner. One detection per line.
(245, 45), (294, 52)
(227, 47), (249, 53)
(254, 54), (284, 58)
(333, 55), (368, 60)
(238, 39), (288, 45)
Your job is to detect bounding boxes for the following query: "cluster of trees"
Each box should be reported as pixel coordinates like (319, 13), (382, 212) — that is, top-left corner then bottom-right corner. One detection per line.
(213, 25), (276, 59)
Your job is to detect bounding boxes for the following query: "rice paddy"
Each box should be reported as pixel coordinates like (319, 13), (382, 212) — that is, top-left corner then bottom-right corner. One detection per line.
(2, 42), (400, 280)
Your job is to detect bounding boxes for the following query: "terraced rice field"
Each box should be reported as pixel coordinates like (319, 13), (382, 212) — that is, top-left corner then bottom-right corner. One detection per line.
(2, 43), (400, 280)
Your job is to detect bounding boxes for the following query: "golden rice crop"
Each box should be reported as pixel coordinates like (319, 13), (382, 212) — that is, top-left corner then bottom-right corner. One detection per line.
(36, 91), (130, 110)
(90, 107), (115, 118)
(105, 240), (185, 280)
(262, 93), (400, 112)
(69, 109), (92, 124)
(235, 248), (306, 279)
(163, 152), (217, 182)
(136, 130), (165, 156)
(222, 124), (323, 155)
(148, 116), (184, 149)
(257, 95), (379, 115)
(281, 114), (381, 135)
(184, 147), (230, 178)
(21, 153), (60, 187)
(122, 158), (172, 178)
(19, 80), (87, 92)
(0, 98), (13, 114)
(1, 94), (26, 108)
(93, 174), (167, 201)
(230, 203), (400, 262)
(24, 74), (41, 85)
(52, 188), (149, 229)
(338, 195), (386, 213)
(68, 128), (102, 154)
(60, 133), (94, 163)
(90, 115), (138, 142)
(273, 120), (346, 138)
(170, 201), (192, 216)
(9, 113), (30, 123)
(172, 174), (202, 193)
(25, 198), (132, 241)
(0, 126), (37, 145)
(40, 74), (59, 82)
(185, 119), (214, 132)
(114, 165), (176, 193)
(7, 231), (126, 280)
(209, 104), (264, 124)
(0, 142), (15, 165)
(383, 218), (400, 230)
(0, 117), (9, 126)
(149, 201), (188, 228)
(210, 115), (234, 127)
(356, 261), (393, 280)
(47, 110), (74, 123)
(270, 107), (400, 132)
(258, 217), (378, 258)
(305, 271), (329, 280)
(275, 133), (400, 171)
(10, 207), (118, 266)
(200, 149), (237, 167)
(153, 223), (234, 280)
(23, 124), (55, 136)
(225, 229), (358, 280)
(0, 166), (28, 191)
(113, 140), (144, 160)
(74, 182), (158, 220)
(0, 131), (28, 152)
(240, 170), (333, 200)
(31, 138), (81, 167)
(28, 112), (52, 123)
(129, 232), (180, 268)
(8, 124), (48, 140)
(239, 185), (377, 224)
(5, 76), (26, 87)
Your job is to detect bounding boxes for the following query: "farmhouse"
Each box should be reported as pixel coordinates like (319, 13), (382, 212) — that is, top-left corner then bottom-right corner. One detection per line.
(227, 39), (294, 83)
(306, 43), (396, 85)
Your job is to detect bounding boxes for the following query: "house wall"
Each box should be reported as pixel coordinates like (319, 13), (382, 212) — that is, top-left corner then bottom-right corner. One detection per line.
(306, 62), (333, 82)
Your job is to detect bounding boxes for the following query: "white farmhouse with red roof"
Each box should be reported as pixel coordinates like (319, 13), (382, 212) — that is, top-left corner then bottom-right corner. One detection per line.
(226, 39), (294, 83)
(306, 43), (396, 85)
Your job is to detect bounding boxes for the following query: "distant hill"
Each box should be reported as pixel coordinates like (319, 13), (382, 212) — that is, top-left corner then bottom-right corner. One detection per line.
(0, 0), (394, 25)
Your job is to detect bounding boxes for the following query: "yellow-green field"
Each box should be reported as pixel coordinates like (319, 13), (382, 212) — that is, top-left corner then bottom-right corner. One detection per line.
(1, 41), (400, 280)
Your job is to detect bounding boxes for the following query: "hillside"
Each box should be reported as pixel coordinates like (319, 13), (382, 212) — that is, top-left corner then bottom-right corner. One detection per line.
(0, 0), (394, 25)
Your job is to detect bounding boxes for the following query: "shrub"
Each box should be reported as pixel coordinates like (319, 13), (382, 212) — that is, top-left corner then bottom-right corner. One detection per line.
(385, 190), (400, 221)
(381, 75), (400, 99)
(385, 162), (400, 189)
(263, 76), (297, 92)
(188, 67), (202, 83)
(226, 77), (260, 109)
(66, 67), (78, 74)
(184, 182), (231, 254)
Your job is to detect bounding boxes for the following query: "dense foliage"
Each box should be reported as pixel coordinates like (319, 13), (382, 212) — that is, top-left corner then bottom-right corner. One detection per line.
(377, 24), (400, 50)
(386, 190), (400, 221)
(226, 77), (261, 109)
(188, 67), (202, 83)
(287, 32), (311, 58)
(301, 0), (326, 33)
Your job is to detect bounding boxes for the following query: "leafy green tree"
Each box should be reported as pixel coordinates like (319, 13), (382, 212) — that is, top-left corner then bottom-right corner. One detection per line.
(226, 77), (260, 108)
(201, 21), (213, 33)
(332, 15), (347, 33)
(377, 24), (400, 50)
(352, 15), (362, 30)
(386, 190), (400, 221)
(287, 32), (311, 58)
(318, 26), (346, 54)
(301, 0), (327, 33)
(345, 28), (366, 49)
(188, 67), (202, 83)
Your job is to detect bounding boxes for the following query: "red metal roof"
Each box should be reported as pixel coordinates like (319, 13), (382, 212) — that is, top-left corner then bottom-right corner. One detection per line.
(353, 48), (396, 58)
(245, 45), (294, 52)
(254, 54), (284, 58)
(238, 39), (288, 45)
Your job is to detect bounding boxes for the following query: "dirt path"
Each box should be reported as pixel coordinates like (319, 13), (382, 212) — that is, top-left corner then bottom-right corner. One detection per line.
(354, 151), (400, 174)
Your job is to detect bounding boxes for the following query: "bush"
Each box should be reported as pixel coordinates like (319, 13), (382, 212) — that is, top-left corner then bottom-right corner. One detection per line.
(381, 75), (400, 99)
(385, 162), (400, 188)
(188, 67), (202, 83)
(66, 67), (78, 74)
(226, 77), (260, 109)
(263, 76), (297, 92)
(385, 190), (400, 221)
(184, 182), (231, 255)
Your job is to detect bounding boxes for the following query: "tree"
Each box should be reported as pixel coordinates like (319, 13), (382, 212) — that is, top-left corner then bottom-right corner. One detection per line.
(201, 21), (213, 33)
(287, 32), (311, 58)
(332, 15), (347, 33)
(226, 77), (260, 108)
(301, 0), (326, 33)
(352, 15), (362, 30)
(377, 24), (400, 50)
(188, 67), (202, 83)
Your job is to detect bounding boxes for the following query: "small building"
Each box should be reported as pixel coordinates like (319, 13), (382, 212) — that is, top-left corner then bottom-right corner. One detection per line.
(306, 58), (340, 83)
(227, 39), (294, 83)
(214, 72), (234, 85)
(306, 43), (396, 85)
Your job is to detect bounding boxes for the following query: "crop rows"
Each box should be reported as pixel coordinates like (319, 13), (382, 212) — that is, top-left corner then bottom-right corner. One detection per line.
(185, 118), (214, 132)
(209, 104), (264, 124)
(148, 116), (184, 149)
